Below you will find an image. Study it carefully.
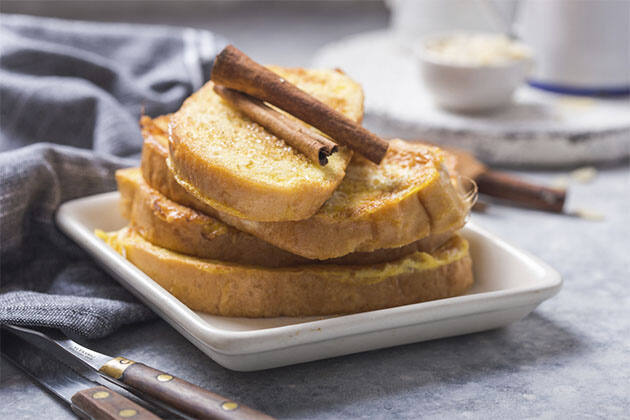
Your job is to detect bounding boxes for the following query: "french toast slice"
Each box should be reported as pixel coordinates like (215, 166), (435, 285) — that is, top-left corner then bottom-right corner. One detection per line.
(168, 67), (363, 222)
(142, 116), (471, 260)
(118, 167), (454, 266)
(118, 167), (307, 267)
(97, 228), (473, 317)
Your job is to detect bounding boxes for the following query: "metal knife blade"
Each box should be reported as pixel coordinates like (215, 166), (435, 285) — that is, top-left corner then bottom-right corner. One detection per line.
(1, 329), (98, 407)
(2, 325), (191, 419)
(3, 325), (275, 419)
(1, 330), (162, 420)
(4, 324), (112, 373)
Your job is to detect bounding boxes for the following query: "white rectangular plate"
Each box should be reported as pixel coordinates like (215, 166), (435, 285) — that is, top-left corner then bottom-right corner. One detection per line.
(56, 192), (562, 371)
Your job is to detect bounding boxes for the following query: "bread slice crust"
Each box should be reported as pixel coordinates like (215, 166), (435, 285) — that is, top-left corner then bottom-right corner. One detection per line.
(142, 117), (470, 260)
(97, 228), (474, 317)
(168, 67), (363, 222)
(118, 167), (454, 267)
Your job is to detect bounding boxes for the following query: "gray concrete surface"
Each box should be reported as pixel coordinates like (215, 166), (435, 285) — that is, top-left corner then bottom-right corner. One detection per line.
(1, 1), (629, 418)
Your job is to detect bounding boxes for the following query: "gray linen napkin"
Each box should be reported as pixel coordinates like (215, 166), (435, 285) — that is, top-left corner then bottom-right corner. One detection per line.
(0, 14), (227, 338)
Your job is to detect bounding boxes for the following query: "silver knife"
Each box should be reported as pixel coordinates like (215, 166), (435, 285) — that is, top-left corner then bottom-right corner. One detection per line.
(3, 325), (274, 420)
(1, 329), (162, 420)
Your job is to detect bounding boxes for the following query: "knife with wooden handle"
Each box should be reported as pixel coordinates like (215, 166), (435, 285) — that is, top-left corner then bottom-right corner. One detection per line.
(100, 358), (273, 420)
(1, 329), (162, 420)
(4, 325), (275, 420)
(71, 386), (161, 420)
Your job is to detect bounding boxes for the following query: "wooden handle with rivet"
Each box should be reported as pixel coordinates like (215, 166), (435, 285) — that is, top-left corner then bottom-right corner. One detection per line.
(106, 360), (275, 420)
(71, 385), (162, 420)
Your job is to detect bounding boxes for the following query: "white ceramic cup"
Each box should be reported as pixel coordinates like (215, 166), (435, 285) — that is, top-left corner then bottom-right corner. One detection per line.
(516, 0), (630, 93)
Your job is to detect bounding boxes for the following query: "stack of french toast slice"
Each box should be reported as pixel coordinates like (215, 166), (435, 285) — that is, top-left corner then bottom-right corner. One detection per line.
(98, 66), (475, 317)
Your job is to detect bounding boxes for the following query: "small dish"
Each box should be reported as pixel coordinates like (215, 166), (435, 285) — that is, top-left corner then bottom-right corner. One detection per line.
(56, 192), (561, 371)
(416, 32), (534, 112)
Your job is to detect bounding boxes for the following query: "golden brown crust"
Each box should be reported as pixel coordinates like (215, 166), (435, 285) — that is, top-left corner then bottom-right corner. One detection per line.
(98, 228), (474, 317)
(118, 167), (455, 267)
(142, 119), (470, 259)
(118, 167), (305, 267)
(169, 67), (362, 222)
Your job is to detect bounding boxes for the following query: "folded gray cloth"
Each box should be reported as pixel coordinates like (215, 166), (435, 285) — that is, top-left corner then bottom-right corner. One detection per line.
(0, 14), (227, 338)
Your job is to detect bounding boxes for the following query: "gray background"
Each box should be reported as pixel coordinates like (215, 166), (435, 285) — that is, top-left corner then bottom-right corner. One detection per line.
(1, 1), (629, 418)
(1, 0), (389, 66)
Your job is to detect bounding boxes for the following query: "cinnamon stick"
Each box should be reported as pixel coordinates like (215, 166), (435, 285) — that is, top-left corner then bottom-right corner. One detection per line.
(211, 45), (389, 164)
(214, 85), (337, 165)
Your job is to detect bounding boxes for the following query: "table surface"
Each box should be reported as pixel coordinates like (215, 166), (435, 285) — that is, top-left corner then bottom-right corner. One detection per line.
(2, 2), (629, 419)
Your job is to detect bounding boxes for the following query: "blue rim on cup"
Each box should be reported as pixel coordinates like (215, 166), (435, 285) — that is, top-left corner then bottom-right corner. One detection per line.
(527, 81), (630, 97)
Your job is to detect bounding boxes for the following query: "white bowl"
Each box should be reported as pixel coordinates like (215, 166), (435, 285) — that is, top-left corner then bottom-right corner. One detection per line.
(416, 33), (534, 112)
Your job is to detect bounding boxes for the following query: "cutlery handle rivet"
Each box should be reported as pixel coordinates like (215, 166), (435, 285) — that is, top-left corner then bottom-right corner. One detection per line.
(221, 401), (239, 411)
(156, 374), (173, 382)
(118, 408), (138, 418)
(92, 391), (110, 399)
